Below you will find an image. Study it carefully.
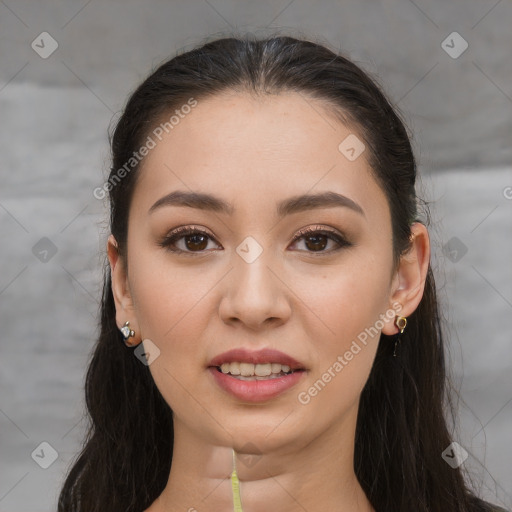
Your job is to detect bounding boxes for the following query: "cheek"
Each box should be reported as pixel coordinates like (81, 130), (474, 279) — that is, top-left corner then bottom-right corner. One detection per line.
(292, 279), (384, 417)
(129, 249), (211, 341)
(289, 254), (392, 401)
(290, 253), (393, 349)
(127, 257), (212, 413)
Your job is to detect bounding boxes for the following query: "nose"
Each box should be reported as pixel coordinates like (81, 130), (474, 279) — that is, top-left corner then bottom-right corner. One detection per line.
(218, 249), (292, 331)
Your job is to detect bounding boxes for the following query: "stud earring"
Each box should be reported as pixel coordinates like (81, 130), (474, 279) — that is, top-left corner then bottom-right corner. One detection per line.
(120, 321), (135, 346)
(393, 316), (407, 357)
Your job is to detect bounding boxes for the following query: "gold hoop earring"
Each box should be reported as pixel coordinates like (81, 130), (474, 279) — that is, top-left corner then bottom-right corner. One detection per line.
(395, 316), (407, 334)
(393, 316), (407, 357)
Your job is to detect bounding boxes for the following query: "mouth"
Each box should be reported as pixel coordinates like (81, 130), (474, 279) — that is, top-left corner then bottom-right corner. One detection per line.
(214, 362), (303, 380)
(207, 348), (307, 402)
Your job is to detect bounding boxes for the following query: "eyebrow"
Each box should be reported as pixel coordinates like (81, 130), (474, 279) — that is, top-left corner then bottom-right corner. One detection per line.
(148, 190), (365, 218)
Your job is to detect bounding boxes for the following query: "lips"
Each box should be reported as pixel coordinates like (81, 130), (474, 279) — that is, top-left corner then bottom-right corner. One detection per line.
(207, 348), (307, 402)
(208, 348), (306, 370)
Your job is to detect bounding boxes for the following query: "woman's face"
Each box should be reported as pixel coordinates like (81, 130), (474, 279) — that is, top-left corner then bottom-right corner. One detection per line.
(113, 91), (406, 457)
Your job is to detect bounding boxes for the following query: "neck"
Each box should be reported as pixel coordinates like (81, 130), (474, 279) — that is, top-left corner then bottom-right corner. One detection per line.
(150, 406), (374, 512)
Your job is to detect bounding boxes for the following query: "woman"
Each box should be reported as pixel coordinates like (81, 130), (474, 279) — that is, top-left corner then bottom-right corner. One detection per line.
(58, 35), (506, 512)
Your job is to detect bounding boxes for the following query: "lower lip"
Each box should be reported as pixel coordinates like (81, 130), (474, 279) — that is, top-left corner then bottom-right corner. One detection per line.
(208, 367), (305, 402)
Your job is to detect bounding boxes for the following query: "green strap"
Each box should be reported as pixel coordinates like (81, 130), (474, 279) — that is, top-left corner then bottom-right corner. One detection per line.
(231, 449), (243, 512)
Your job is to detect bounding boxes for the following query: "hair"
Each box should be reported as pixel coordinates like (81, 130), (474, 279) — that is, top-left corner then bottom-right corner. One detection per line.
(58, 35), (501, 512)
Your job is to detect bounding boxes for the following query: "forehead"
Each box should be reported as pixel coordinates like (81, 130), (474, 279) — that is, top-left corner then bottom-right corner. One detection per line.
(130, 91), (389, 224)
(149, 90), (356, 164)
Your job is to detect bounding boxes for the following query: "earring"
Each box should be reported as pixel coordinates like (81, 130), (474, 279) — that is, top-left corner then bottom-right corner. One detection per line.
(120, 321), (135, 346)
(393, 316), (407, 357)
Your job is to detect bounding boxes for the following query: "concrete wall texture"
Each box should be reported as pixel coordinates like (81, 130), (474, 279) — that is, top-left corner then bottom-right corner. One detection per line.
(0, 0), (511, 510)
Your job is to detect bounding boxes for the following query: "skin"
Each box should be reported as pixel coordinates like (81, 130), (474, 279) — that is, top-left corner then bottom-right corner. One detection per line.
(108, 91), (430, 512)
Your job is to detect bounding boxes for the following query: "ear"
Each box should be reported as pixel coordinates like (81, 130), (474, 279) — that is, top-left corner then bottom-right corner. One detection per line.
(381, 222), (430, 335)
(107, 234), (141, 345)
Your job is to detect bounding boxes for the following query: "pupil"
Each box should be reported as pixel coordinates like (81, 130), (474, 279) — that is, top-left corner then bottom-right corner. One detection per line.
(186, 234), (208, 251)
(305, 235), (327, 251)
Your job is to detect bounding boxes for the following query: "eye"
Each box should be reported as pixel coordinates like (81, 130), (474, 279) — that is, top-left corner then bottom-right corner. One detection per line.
(289, 225), (352, 254)
(158, 226), (221, 255)
(158, 225), (352, 256)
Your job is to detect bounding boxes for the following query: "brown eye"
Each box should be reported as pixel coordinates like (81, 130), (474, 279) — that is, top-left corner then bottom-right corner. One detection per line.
(159, 227), (220, 254)
(183, 233), (209, 251)
(290, 227), (351, 254)
(304, 234), (328, 251)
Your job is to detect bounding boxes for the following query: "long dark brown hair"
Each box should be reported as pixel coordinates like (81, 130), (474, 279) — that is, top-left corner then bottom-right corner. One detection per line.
(58, 35), (501, 512)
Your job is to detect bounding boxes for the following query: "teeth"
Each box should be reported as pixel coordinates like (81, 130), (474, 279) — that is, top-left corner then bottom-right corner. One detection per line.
(220, 362), (233, 374)
(219, 362), (295, 377)
(255, 363), (271, 376)
(240, 362), (254, 376)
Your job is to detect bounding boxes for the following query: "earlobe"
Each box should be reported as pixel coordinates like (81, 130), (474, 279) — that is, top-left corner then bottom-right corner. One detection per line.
(382, 223), (430, 335)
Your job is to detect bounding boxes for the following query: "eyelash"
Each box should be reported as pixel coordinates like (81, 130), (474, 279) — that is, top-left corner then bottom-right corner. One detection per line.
(158, 225), (352, 256)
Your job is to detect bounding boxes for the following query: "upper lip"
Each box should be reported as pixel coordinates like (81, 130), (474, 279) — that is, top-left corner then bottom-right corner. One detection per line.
(208, 348), (306, 370)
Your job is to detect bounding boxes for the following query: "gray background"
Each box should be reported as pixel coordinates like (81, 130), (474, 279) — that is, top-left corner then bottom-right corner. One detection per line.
(0, 0), (511, 510)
